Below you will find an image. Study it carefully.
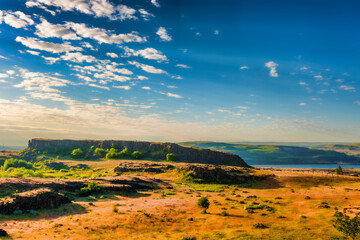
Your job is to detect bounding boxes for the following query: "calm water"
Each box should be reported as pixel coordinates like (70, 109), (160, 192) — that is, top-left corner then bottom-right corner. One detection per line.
(252, 164), (360, 169)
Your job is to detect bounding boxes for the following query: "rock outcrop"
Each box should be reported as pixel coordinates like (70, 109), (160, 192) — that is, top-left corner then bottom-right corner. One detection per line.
(178, 164), (266, 184)
(28, 139), (249, 167)
(0, 176), (170, 193)
(0, 188), (71, 214)
(114, 161), (176, 174)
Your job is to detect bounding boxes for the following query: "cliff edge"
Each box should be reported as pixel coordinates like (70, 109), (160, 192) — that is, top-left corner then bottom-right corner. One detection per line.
(28, 139), (249, 167)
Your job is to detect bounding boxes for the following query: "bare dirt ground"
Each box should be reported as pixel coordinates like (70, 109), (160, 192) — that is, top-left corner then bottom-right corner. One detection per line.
(1, 162), (360, 239)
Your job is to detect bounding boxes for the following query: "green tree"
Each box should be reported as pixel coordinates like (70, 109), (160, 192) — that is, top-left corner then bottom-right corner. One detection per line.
(166, 153), (175, 162)
(131, 151), (143, 159)
(333, 209), (360, 240)
(336, 165), (344, 175)
(106, 148), (120, 159)
(197, 197), (210, 213)
(94, 148), (106, 157)
(71, 148), (84, 159)
(119, 147), (132, 158)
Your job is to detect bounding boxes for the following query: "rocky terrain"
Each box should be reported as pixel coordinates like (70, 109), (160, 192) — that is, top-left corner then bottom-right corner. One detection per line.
(0, 188), (71, 214)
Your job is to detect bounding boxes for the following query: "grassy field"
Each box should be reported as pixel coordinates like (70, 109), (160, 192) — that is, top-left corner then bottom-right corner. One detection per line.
(0, 156), (360, 239)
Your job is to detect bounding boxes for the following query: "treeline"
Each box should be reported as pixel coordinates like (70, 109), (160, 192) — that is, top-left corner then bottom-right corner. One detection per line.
(70, 145), (145, 160)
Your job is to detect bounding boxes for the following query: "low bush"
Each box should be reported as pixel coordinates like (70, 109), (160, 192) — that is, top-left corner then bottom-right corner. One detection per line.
(80, 181), (102, 196)
(2, 159), (33, 170)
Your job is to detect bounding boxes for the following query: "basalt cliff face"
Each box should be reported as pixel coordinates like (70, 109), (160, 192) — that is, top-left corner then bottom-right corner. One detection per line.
(28, 139), (249, 167)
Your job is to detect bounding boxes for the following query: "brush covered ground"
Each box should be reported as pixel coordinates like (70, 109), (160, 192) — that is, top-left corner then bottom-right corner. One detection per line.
(0, 151), (360, 239)
(180, 141), (360, 165)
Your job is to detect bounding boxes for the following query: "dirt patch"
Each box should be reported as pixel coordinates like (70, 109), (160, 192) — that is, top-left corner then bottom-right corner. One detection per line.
(0, 188), (71, 214)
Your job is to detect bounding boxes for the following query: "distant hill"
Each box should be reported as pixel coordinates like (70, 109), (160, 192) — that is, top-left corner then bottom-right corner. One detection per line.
(312, 143), (360, 157)
(179, 141), (360, 165)
(0, 145), (25, 151)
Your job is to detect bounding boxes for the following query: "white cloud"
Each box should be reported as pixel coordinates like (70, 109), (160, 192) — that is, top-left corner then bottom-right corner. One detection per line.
(0, 10), (34, 29)
(299, 81), (308, 86)
(88, 83), (109, 90)
(81, 42), (96, 50)
(26, 0), (137, 21)
(354, 101), (360, 106)
(14, 68), (72, 93)
(113, 85), (131, 90)
(299, 102), (307, 106)
(106, 52), (118, 58)
(138, 9), (154, 21)
(6, 70), (15, 75)
(176, 64), (190, 68)
(16, 37), (83, 53)
(339, 85), (356, 91)
(128, 61), (167, 74)
(167, 85), (177, 89)
(156, 27), (172, 41)
(151, 0), (160, 8)
(123, 47), (167, 62)
(42, 56), (60, 64)
(160, 92), (182, 98)
(0, 73), (9, 78)
(314, 75), (323, 80)
(61, 52), (97, 63)
(26, 50), (41, 55)
(66, 22), (146, 44)
(35, 19), (80, 40)
(0, 55), (8, 60)
(265, 61), (278, 77)
(240, 66), (248, 70)
(142, 86), (151, 90)
(214, 29), (219, 35)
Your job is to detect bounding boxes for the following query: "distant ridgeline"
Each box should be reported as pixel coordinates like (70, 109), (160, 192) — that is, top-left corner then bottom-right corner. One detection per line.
(180, 142), (360, 165)
(28, 139), (249, 167)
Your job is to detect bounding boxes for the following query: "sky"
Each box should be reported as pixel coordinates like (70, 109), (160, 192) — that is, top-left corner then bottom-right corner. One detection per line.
(0, 0), (359, 145)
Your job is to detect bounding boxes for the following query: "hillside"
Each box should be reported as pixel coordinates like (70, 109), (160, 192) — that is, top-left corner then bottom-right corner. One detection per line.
(27, 139), (249, 167)
(179, 141), (360, 165)
(312, 143), (360, 157)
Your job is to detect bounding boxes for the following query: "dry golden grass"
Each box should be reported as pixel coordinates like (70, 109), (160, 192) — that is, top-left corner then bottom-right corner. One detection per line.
(1, 165), (360, 239)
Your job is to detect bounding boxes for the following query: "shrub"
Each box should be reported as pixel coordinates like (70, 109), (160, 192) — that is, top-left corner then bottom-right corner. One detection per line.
(80, 181), (101, 196)
(94, 148), (106, 157)
(197, 197), (210, 213)
(253, 223), (269, 229)
(3, 159), (33, 170)
(336, 165), (344, 175)
(166, 153), (176, 162)
(131, 151), (144, 159)
(71, 148), (84, 159)
(333, 209), (360, 240)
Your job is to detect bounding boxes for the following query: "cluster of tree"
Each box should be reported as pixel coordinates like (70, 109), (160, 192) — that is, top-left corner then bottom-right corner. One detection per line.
(70, 145), (145, 160)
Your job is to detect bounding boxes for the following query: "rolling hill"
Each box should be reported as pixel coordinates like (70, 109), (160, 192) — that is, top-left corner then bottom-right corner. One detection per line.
(179, 141), (360, 165)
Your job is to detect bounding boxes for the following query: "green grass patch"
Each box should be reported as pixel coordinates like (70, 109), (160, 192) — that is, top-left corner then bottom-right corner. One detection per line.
(186, 183), (227, 192)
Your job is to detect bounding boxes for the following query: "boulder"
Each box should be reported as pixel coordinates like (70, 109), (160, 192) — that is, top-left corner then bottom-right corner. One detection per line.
(0, 188), (71, 214)
(0, 229), (8, 236)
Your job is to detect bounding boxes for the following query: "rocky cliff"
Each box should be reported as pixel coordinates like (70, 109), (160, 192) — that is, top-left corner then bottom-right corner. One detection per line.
(28, 139), (249, 167)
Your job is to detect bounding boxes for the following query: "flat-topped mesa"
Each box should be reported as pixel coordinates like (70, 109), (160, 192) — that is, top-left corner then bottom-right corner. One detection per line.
(28, 139), (250, 167)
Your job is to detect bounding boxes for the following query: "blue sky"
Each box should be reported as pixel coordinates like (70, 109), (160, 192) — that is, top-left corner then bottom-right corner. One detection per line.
(0, 0), (359, 145)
